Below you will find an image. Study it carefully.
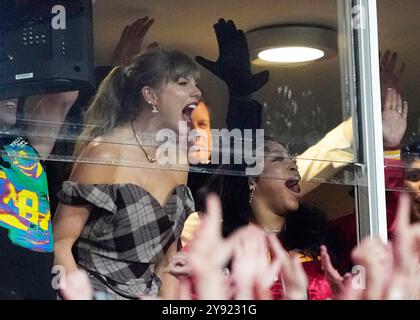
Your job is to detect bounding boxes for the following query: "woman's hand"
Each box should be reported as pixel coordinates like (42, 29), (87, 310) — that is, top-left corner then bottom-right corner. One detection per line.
(380, 50), (405, 102)
(195, 18), (268, 97)
(187, 194), (234, 299)
(229, 225), (273, 299)
(387, 193), (420, 299)
(320, 245), (353, 298)
(266, 234), (307, 300)
(382, 88), (407, 148)
(351, 237), (393, 300)
(111, 17), (156, 66)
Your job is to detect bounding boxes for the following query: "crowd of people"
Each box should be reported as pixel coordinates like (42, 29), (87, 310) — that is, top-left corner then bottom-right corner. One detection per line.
(0, 15), (419, 300)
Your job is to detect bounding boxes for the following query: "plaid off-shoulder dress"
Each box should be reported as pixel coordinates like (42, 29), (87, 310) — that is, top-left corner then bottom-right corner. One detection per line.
(57, 181), (195, 299)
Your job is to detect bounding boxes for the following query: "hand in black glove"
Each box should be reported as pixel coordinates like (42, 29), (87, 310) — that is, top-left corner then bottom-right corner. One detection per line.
(196, 18), (269, 97)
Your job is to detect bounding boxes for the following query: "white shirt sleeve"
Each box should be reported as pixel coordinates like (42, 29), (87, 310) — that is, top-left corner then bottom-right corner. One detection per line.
(297, 117), (354, 196)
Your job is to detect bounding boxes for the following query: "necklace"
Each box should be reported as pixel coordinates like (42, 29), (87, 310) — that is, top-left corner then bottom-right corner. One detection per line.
(264, 228), (282, 234)
(131, 121), (157, 163)
(251, 221), (282, 234)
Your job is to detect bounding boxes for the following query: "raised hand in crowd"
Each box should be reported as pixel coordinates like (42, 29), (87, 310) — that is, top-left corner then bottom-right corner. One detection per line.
(266, 235), (308, 300)
(195, 18), (268, 97)
(186, 194), (235, 300)
(351, 237), (393, 300)
(386, 193), (420, 299)
(229, 226), (280, 300)
(350, 194), (420, 300)
(320, 245), (351, 299)
(322, 193), (420, 300)
(382, 88), (408, 147)
(380, 50), (405, 102)
(110, 16), (156, 66)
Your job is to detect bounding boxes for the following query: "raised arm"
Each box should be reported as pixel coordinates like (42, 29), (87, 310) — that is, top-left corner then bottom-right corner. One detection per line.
(26, 90), (79, 156)
(297, 117), (354, 196)
(196, 18), (268, 132)
(110, 17), (155, 67)
(46, 16), (155, 161)
(299, 51), (406, 196)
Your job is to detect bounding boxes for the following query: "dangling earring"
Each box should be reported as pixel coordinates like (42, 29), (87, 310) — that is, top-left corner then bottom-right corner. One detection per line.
(147, 100), (159, 113)
(151, 104), (159, 113)
(248, 188), (255, 205)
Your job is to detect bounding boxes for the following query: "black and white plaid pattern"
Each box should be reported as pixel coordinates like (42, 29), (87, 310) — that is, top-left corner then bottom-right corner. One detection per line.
(58, 181), (195, 299)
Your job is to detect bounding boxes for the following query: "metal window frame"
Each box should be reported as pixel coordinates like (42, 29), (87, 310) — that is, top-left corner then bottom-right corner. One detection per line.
(338, 0), (388, 242)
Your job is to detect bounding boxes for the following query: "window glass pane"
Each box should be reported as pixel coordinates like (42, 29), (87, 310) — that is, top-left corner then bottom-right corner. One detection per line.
(0, 0), (367, 291)
(377, 0), (420, 197)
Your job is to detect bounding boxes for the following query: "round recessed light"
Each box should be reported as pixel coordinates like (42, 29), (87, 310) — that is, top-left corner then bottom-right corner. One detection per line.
(258, 47), (325, 63)
(246, 25), (337, 67)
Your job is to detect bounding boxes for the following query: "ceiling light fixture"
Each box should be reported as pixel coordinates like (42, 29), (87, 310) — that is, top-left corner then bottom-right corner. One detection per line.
(246, 25), (337, 66)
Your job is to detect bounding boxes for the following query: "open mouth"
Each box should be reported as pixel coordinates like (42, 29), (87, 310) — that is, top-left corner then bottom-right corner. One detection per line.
(285, 176), (301, 194)
(181, 103), (197, 125)
(5, 100), (17, 109)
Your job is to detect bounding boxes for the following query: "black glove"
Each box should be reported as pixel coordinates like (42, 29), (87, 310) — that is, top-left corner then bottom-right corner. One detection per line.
(196, 18), (269, 97)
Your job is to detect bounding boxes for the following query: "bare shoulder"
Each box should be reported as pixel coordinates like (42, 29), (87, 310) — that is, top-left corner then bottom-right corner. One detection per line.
(80, 138), (123, 161)
(69, 139), (122, 184)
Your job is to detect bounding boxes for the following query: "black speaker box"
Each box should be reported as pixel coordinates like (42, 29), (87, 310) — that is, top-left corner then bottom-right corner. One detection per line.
(0, 0), (94, 99)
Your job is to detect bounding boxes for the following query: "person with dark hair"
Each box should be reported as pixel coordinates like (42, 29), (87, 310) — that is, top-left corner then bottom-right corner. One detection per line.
(181, 18), (356, 243)
(177, 18), (411, 300)
(0, 91), (78, 299)
(325, 87), (410, 277)
(214, 86), (407, 299)
(181, 18), (269, 242)
(227, 137), (332, 299)
(401, 141), (420, 223)
(171, 18), (331, 299)
(53, 49), (202, 300)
